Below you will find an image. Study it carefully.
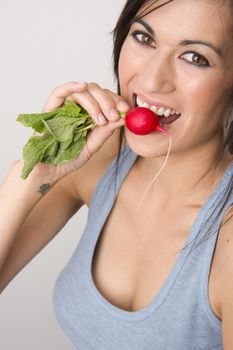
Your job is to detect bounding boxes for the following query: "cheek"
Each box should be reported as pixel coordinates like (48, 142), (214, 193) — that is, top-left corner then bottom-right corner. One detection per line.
(179, 71), (232, 135)
(181, 72), (227, 116)
(118, 43), (132, 94)
(118, 40), (145, 98)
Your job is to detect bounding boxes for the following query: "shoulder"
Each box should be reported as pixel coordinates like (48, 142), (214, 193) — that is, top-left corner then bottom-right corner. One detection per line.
(215, 205), (233, 348)
(68, 127), (126, 206)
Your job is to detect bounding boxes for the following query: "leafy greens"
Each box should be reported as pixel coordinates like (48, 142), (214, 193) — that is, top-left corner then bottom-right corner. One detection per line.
(17, 99), (95, 179)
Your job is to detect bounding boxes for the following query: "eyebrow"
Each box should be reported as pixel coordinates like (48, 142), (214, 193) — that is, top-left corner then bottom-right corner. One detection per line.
(131, 17), (223, 58)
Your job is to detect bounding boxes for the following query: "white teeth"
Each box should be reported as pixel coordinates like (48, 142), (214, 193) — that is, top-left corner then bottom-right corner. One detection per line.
(136, 95), (149, 108)
(136, 95), (180, 117)
(163, 108), (171, 118)
(136, 95), (141, 106)
(150, 106), (158, 113)
(157, 107), (165, 116)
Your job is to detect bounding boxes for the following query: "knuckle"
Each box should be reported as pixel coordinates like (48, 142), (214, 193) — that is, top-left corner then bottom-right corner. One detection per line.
(51, 85), (62, 96)
(88, 82), (99, 90)
(64, 81), (78, 88)
(52, 81), (76, 95)
(69, 80), (79, 85)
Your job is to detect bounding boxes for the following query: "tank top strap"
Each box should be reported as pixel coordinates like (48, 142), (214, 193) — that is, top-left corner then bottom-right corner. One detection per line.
(198, 163), (233, 328)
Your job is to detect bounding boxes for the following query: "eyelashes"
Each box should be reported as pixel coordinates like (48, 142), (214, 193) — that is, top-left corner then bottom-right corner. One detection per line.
(130, 30), (210, 68)
(180, 51), (210, 68)
(130, 30), (156, 48)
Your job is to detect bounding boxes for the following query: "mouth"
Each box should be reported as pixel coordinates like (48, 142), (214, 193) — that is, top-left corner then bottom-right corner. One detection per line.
(133, 93), (181, 127)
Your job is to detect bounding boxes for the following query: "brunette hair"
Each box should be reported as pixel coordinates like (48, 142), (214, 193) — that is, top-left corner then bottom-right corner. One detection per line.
(111, 0), (233, 252)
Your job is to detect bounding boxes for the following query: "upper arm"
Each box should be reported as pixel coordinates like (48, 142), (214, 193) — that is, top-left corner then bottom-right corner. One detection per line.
(0, 172), (84, 291)
(216, 211), (233, 349)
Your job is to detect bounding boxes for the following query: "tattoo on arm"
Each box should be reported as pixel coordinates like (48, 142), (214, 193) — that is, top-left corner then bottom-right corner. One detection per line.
(38, 183), (51, 195)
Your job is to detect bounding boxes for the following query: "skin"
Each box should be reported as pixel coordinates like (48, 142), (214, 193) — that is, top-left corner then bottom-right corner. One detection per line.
(118, 0), (233, 201)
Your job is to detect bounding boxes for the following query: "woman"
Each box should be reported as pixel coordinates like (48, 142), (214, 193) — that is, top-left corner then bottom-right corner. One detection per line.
(1, 0), (233, 348)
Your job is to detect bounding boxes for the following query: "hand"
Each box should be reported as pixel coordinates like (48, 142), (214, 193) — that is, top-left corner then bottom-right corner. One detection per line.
(25, 81), (130, 185)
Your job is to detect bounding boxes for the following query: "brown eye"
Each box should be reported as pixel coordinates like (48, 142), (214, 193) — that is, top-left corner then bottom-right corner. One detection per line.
(193, 54), (206, 65)
(131, 30), (156, 48)
(138, 33), (154, 46)
(181, 52), (210, 67)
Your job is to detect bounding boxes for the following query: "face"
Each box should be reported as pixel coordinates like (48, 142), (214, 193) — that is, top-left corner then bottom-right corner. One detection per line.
(118, 0), (233, 159)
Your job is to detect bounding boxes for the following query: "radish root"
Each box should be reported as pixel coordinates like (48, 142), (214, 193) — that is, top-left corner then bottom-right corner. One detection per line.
(137, 132), (172, 212)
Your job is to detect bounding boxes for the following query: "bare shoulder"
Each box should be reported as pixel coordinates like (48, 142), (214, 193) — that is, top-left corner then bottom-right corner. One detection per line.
(69, 128), (125, 206)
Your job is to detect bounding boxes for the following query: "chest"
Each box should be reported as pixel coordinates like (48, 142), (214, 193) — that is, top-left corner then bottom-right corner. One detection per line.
(91, 191), (222, 318)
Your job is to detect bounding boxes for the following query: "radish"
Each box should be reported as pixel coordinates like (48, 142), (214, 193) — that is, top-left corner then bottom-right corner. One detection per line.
(120, 107), (167, 135)
(119, 107), (172, 212)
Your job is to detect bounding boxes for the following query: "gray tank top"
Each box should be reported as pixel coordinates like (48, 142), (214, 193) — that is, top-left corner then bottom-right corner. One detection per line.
(53, 143), (233, 350)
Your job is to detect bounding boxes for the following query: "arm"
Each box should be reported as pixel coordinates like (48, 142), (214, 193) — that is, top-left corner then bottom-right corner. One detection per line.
(0, 80), (128, 292)
(0, 162), (84, 292)
(0, 125), (124, 293)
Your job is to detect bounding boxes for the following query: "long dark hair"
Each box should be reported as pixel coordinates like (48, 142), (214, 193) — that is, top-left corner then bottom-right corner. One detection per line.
(111, 0), (233, 252)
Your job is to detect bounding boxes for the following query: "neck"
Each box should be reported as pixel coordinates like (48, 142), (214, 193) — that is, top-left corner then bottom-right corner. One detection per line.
(136, 132), (233, 203)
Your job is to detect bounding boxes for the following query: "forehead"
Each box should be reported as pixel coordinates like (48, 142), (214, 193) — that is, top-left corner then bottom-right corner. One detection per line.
(137, 0), (232, 51)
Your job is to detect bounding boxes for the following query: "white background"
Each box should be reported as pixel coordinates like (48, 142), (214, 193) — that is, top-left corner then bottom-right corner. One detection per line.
(0, 1), (125, 349)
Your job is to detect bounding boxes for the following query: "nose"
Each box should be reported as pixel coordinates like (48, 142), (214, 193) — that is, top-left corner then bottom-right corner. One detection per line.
(138, 53), (176, 94)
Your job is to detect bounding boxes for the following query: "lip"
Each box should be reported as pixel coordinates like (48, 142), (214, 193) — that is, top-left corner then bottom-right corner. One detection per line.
(134, 93), (180, 113)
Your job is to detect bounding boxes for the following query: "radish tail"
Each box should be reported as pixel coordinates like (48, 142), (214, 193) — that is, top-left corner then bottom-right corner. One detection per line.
(136, 132), (172, 212)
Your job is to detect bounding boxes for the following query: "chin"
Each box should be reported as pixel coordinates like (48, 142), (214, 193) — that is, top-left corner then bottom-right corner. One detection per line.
(125, 129), (170, 158)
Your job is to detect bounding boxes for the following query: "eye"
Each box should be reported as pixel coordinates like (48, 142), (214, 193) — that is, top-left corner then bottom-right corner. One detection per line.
(180, 51), (210, 68)
(130, 30), (156, 48)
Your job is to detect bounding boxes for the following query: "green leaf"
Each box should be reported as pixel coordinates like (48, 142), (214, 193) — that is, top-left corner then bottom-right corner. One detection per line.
(17, 110), (59, 133)
(21, 133), (56, 179)
(17, 100), (96, 179)
(42, 117), (83, 142)
(50, 134), (86, 164)
(42, 139), (59, 163)
(58, 99), (82, 117)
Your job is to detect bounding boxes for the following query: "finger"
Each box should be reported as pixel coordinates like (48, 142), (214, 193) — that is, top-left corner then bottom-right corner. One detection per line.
(87, 83), (120, 122)
(42, 81), (88, 113)
(103, 89), (130, 113)
(85, 118), (126, 157)
(68, 89), (109, 126)
(88, 83), (130, 122)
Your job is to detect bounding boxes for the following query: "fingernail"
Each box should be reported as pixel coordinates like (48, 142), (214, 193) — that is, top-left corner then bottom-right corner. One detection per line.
(109, 108), (119, 121)
(118, 100), (129, 111)
(97, 113), (107, 125)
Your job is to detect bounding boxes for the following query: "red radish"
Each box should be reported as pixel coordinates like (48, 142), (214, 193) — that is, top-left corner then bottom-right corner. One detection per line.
(120, 107), (167, 135)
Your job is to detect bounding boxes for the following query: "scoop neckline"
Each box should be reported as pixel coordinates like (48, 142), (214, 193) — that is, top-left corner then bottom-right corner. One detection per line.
(86, 145), (233, 321)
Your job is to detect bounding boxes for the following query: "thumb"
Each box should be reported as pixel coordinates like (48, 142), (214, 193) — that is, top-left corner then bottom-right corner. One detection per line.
(84, 117), (125, 157)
